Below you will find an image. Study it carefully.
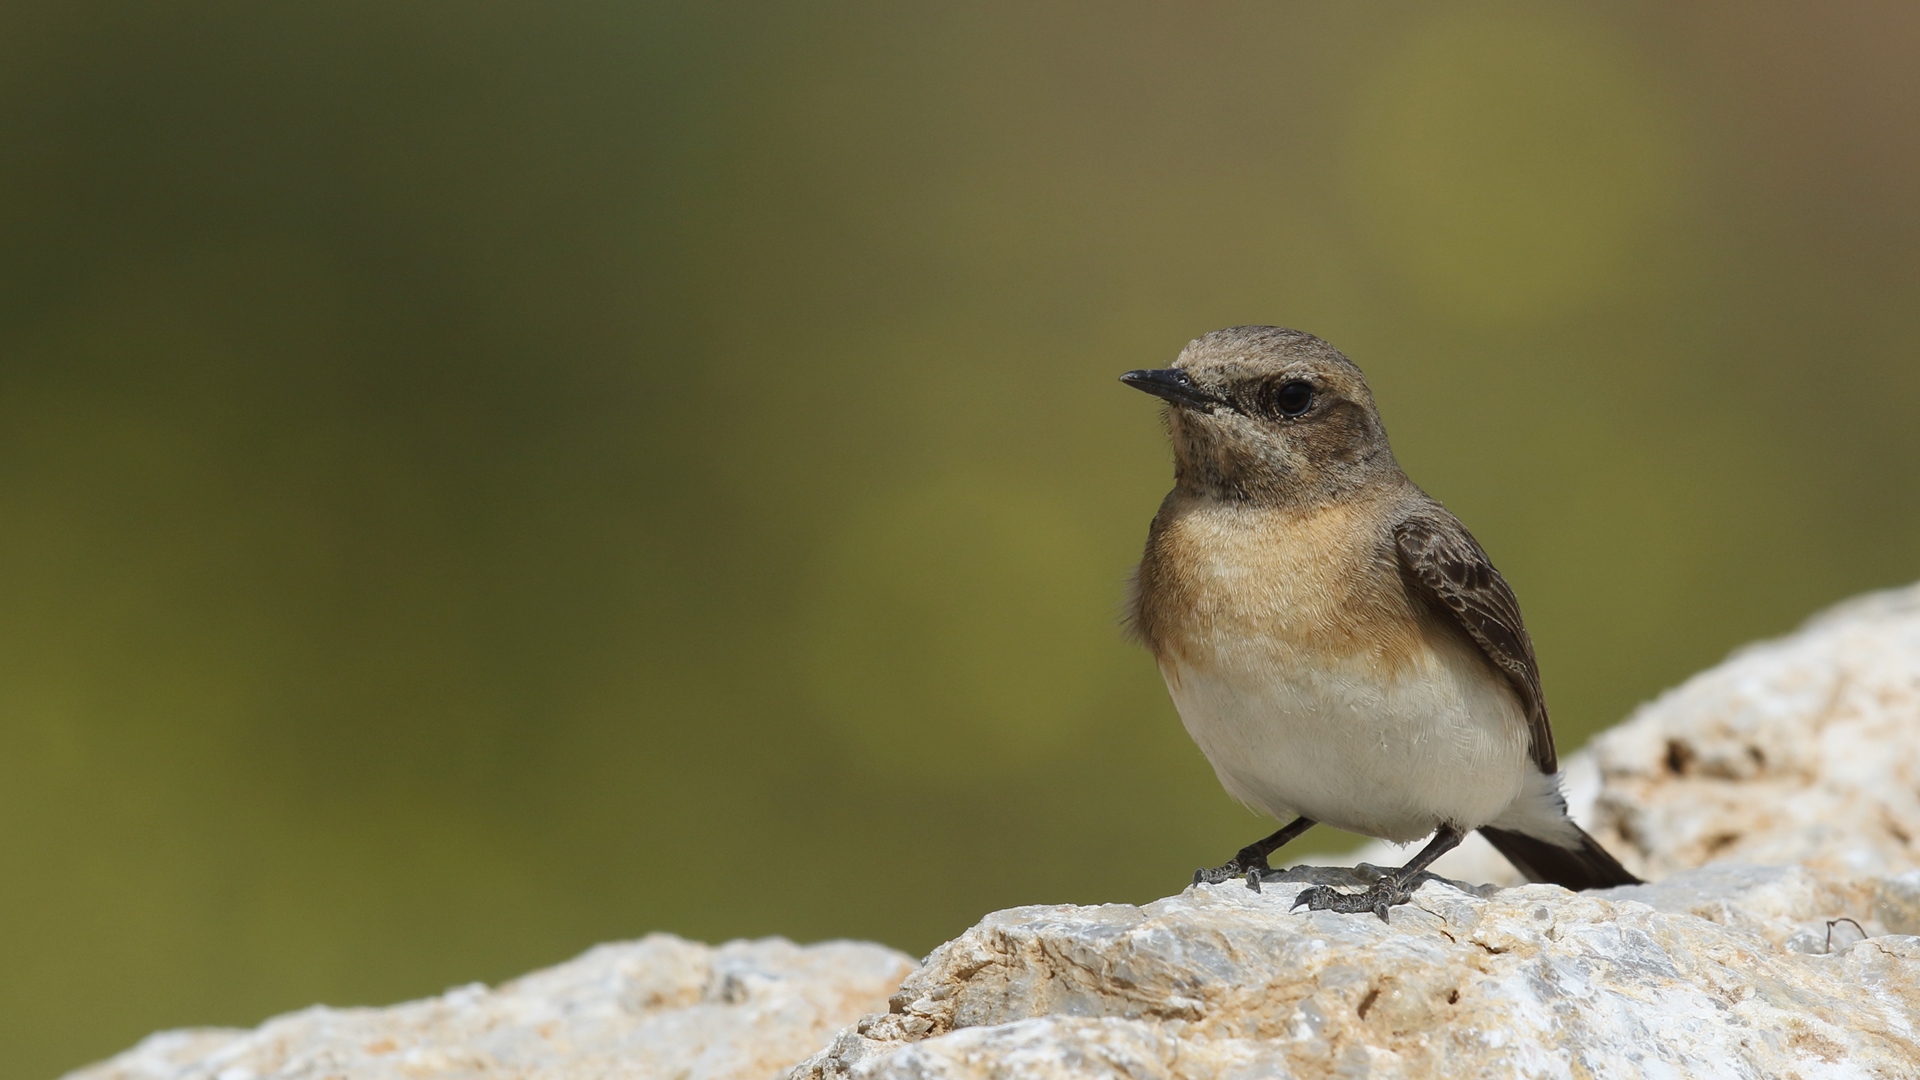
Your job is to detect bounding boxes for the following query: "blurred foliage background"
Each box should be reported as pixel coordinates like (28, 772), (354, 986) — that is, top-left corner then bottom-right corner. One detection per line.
(3, 1), (1918, 1074)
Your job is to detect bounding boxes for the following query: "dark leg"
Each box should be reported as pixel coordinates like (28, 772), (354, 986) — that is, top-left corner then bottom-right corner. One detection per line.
(1193, 817), (1316, 888)
(1291, 824), (1466, 922)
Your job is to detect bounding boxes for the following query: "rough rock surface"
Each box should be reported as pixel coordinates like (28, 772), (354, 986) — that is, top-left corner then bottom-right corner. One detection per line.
(1589, 583), (1920, 880)
(68, 935), (914, 1080)
(793, 585), (1920, 1078)
(797, 863), (1920, 1079)
(67, 584), (1920, 1079)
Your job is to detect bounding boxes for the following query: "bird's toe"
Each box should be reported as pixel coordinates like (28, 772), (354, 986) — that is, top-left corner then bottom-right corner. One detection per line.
(1289, 884), (1340, 911)
(1193, 858), (1261, 887)
(1291, 880), (1414, 918)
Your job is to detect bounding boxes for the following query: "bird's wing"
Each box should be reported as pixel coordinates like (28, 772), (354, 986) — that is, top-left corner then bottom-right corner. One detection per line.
(1394, 512), (1556, 775)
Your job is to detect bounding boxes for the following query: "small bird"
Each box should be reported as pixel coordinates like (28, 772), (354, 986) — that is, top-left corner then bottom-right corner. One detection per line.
(1123, 326), (1639, 919)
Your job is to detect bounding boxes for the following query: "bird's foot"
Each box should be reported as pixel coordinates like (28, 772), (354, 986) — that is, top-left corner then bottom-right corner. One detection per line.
(1192, 855), (1271, 889)
(1290, 879), (1414, 922)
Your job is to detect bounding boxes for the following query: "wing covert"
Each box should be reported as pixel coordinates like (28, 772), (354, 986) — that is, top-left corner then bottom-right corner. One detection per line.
(1394, 514), (1557, 774)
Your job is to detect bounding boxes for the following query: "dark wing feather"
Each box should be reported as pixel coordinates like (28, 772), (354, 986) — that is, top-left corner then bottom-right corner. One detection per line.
(1394, 513), (1556, 775)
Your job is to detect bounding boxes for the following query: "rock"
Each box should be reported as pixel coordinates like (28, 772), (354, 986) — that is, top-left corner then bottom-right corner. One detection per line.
(67, 934), (915, 1080)
(1588, 582), (1920, 880)
(68, 584), (1920, 1079)
(789, 585), (1920, 1079)
(794, 863), (1920, 1079)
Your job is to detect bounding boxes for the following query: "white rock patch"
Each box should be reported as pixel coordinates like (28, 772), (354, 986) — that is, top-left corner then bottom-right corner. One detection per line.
(70, 935), (915, 1080)
(66, 583), (1920, 1080)
(796, 863), (1920, 1079)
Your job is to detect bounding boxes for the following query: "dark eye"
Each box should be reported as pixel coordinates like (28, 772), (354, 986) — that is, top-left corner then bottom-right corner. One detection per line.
(1272, 380), (1314, 418)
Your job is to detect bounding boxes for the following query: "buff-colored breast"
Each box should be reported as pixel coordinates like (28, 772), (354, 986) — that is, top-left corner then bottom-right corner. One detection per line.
(1134, 492), (1426, 680)
(1133, 491), (1532, 840)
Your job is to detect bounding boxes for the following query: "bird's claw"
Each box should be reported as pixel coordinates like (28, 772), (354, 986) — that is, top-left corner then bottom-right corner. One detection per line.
(1192, 857), (1269, 889)
(1192, 865), (1229, 886)
(1290, 880), (1412, 922)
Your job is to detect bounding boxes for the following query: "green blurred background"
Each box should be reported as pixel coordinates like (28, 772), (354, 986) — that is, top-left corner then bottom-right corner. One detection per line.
(3, 1), (1917, 1074)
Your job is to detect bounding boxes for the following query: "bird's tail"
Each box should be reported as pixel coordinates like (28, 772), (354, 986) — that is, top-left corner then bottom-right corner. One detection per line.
(1478, 823), (1642, 890)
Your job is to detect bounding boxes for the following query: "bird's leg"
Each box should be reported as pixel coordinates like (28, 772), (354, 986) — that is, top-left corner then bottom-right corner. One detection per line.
(1291, 824), (1466, 921)
(1193, 817), (1316, 889)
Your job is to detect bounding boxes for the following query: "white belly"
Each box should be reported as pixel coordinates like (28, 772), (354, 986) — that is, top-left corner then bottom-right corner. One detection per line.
(1162, 635), (1531, 843)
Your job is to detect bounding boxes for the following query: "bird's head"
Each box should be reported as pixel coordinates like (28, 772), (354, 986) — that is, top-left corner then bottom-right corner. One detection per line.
(1122, 326), (1400, 505)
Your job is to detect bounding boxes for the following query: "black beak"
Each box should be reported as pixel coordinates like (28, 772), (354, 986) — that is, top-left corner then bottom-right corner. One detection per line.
(1120, 368), (1226, 411)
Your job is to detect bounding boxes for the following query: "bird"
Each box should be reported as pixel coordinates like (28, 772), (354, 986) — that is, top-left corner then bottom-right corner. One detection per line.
(1121, 325), (1640, 920)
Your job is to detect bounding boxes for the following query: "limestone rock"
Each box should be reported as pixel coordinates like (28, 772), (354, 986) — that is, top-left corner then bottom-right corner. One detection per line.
(68, 934), (915, 1080)
(1588, 582), (1920, 880)
(67, 583), (1920, 1079)
(795, 863), (1920, 1079)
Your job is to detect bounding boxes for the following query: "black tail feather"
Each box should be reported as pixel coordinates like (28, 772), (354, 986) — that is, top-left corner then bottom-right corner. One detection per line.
(1478, 823), (1642, 890)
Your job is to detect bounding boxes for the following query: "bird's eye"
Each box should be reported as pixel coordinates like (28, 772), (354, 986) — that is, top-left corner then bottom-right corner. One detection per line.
(1272, 380), (1314, 418)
